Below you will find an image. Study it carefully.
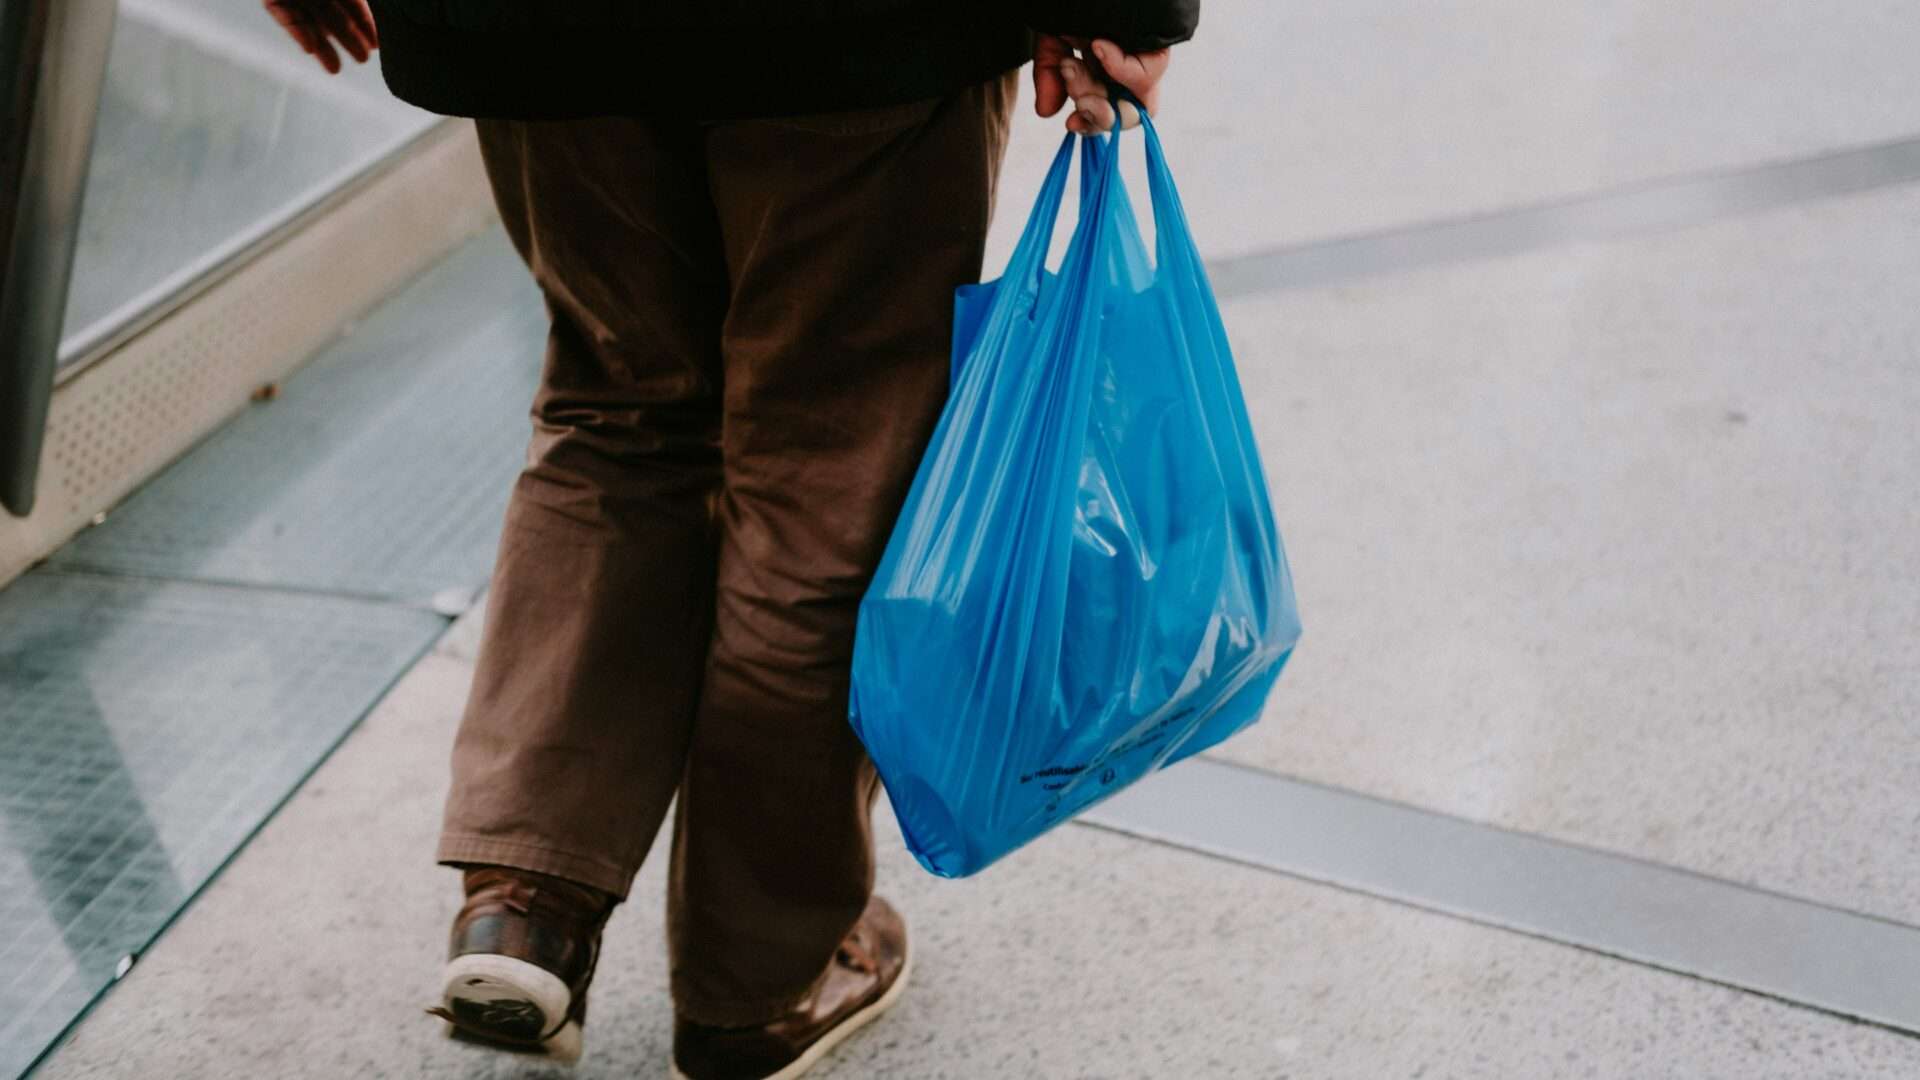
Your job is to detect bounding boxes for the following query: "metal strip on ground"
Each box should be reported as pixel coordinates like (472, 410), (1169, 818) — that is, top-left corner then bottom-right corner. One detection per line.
(1082, 756), (1920, 1035)
(1207, 135), (1920, 296)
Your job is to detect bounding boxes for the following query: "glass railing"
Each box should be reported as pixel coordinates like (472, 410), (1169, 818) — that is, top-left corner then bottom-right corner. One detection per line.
(2, 0), (435, 515)
(58, 0), (434, 363)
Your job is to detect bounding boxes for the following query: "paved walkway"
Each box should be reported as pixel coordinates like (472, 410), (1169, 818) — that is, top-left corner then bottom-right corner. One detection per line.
(34, 609), (1920, 1079)
(27, 1), (1920, 1075)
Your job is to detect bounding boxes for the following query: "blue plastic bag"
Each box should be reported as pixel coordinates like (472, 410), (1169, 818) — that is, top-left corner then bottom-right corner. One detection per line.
(849, 109), (1300, 878)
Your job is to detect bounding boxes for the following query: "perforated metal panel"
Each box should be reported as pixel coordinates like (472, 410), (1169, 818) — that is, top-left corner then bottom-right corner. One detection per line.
(0, 570), (445, 1078)
(49, 229), (545, 603)
(0, 121), (494, 587)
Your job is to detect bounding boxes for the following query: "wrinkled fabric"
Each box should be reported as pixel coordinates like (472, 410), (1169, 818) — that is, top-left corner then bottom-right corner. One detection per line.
(850, 116), (1300, 878)
(439, 73), (1018, 1027)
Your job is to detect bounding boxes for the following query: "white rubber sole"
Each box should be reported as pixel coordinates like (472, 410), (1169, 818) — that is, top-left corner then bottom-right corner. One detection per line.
(439, 953), (582, 1063)
(669, 940), (913, 1080)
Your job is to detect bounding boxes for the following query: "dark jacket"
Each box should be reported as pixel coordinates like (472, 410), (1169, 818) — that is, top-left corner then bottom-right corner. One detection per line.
(366, 1), (1199, 122)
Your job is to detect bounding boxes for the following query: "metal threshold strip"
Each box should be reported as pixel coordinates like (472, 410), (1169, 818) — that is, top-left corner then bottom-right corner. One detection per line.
(1206, 133), (1920, 296)
(1082, 756), (1920, 1036)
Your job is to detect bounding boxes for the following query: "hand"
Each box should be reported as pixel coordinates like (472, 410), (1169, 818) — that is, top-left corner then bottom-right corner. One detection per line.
(264, 0), (378, 74)
(1033, 34), (1171, 133)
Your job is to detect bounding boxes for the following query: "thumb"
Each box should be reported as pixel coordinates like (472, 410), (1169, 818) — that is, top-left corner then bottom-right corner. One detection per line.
(1091, 39), (1167, 115)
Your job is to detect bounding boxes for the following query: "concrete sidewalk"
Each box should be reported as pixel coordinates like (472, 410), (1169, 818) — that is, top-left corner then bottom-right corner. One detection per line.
(33, 605), (1920, 1080)
(26, 1), (1920, 1074)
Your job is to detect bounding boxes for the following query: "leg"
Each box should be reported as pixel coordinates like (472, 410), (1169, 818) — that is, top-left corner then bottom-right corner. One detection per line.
(668, 73), (1020, 1026)
(439, 115), (728, 898)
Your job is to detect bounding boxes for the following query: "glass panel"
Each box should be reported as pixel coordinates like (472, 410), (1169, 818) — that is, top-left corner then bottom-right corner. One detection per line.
(0, 572), (447, 1078)
(57, 0), (434, 360)
(0, 229), (532, 1076)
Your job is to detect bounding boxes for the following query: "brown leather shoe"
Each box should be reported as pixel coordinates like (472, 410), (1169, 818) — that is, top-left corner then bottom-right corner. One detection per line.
(671, 896), (912, 1080)
(428, 866), (615, 1063)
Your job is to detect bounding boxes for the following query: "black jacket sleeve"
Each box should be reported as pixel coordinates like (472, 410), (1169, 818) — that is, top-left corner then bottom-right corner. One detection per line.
(1026, 0), (1200, 50)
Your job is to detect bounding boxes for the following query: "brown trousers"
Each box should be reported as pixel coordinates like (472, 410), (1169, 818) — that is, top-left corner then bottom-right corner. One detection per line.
(438, 74), (1018, 1026)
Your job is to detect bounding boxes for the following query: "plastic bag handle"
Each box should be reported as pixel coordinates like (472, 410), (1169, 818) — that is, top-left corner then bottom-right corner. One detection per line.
(1106, 80), (1147, 128)
(1124, 95), (1207, 285)
(1000, 82), (1184, 305)
(1075, 81), (1143, 210)
(1002, 136), (1078, 305)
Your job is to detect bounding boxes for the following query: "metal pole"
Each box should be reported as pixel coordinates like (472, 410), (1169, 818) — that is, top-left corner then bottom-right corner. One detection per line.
(0, 0), (117, 517)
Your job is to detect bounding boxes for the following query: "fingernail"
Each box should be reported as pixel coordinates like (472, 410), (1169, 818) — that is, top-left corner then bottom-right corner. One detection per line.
(1059, 59), (1078, 80)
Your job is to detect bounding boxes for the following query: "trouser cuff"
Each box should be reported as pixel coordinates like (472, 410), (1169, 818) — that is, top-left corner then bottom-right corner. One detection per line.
(672, 981), (823, 1029)
(436, 832), (634, 899)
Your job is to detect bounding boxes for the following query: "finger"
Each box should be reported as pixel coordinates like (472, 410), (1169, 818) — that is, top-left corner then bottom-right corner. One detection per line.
(1072, 97), (1119, 132)
(316, 5), (369, 63)
(268, 7), (341, 71)
(1091, 39), (1170, 115)
(341, 0), (379, 50)
(1058, 56), (1128, 131)
(331, 0), (377, 56)
(311, 35), (342, 73)
(284, 22), (319, 55)
(265, 4), (315, 48)
(1056, 56), (1105, 111)
(1077, 98), (1139, 131)
(1032, 33), (1071, 117)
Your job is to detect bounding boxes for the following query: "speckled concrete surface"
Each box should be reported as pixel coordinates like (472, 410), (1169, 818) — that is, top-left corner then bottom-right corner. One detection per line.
(31, 6), (1920, 1070)
(1212, 180), (1920, 925)
(984, 1), (1920, 269)
(32, 611), (1920, 1079)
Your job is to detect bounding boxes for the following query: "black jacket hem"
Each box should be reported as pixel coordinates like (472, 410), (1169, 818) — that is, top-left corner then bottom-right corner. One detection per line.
(369, 1), (1036, 122)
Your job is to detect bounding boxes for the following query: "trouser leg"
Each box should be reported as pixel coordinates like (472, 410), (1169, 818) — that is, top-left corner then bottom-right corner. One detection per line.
(668, 73), (1019, 1024)
(438, 116), (728, 898)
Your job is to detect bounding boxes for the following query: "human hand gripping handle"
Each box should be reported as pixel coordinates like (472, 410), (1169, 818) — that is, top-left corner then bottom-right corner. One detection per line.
(1033, 34), (1171, 133)
(263, 0), (378, 74)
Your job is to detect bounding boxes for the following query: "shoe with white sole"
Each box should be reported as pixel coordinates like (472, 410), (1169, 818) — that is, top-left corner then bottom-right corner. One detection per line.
(670, 896), (911, 1080)
(428, 866), (614, 1064)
